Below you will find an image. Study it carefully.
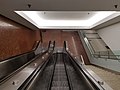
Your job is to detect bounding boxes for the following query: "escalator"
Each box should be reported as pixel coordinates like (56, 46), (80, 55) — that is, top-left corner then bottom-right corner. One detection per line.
(0, 41), (55, 90)
(21, 53), (101, 90)
(0, 41), (104, 90)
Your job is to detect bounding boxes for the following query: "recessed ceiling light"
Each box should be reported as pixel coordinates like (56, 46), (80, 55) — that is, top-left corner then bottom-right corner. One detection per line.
(15, 11), (120, 29)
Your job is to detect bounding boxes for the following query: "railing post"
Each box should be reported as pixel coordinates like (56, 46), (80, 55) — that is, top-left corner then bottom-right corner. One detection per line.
(80, 55), (85, 65)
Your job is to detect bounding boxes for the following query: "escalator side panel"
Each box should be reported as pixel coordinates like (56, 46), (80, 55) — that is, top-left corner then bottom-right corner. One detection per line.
(64, 54), (97, 90)
(25, 53), (100, 90)
(27, 54), (56, 90)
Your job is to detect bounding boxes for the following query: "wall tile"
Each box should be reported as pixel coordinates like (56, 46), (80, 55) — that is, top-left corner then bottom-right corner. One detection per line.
(42, 30), (90, 64)
(0, 15), (41, 61)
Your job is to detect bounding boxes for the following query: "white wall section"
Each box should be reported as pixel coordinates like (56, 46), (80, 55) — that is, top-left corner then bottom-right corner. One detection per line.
(97, 22), (120, 55)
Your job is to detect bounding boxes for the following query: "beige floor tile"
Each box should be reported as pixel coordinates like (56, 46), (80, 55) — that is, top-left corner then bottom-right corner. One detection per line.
(86, 65), (120, 90)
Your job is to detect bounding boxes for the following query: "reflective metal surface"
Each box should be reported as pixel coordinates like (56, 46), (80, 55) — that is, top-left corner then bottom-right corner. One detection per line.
(0, 53), (49, 90)
(71, 55), (113, 90)
(0, 52), (35, 82)
(24, 53), (101, 90)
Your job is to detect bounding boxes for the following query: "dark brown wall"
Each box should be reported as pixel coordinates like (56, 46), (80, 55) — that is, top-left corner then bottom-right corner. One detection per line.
(42, 30), (90, 64)
(42, 30), (62, 47)
(0, 15), (41, 61)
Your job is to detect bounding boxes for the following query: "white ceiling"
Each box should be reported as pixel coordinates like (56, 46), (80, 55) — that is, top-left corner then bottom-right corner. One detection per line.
(36, 12), (95, 20)
(15, 11), (120, 29)
(1, 0), (120, 30)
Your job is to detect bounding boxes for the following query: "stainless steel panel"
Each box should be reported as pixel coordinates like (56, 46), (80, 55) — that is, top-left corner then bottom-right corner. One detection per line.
(0, 52), (35, 81)
(0, 53), (49, 90)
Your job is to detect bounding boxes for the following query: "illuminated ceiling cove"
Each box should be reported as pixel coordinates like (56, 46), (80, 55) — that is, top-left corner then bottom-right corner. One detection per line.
(15, 11), (120, 29)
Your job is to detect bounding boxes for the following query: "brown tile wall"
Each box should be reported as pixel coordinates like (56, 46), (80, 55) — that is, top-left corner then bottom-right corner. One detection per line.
(0, 15), (41, 61)
(42, 30), (90, 64)
(42, 30), (62, 47)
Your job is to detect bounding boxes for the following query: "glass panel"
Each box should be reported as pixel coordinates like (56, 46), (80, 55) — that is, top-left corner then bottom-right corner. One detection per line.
(84, 36), (120, 60)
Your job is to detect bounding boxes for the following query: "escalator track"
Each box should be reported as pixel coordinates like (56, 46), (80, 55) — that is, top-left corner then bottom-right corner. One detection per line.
(25, 53), (99, 90)
(50, 53), (70, 90)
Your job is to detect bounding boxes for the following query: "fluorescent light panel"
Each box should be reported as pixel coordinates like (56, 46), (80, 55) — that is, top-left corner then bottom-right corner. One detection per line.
(15, 11), (120, 29)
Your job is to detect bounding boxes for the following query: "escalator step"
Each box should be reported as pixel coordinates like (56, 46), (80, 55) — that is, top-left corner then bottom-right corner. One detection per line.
(52, 81), (68, 86)
(51, 87), (69, 90)
(53, 77), (67, 81)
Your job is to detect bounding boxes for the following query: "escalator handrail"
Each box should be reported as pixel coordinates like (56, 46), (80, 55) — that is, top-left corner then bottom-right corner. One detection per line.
(18, 52), (54, 90)
(65, 51), (104, 90)
(48, 41), (51, 50)
(0, 40), (52, 63)
(32, 40), (41, 51)
(0, 41), (51, 84)
(53, 41), (55, 50)
(63, 41), (73, 90)
(48, 41), (55, 51)
(63, 41), (66, 52)
(63, 41), (104, 90)
(0, 40), (41, 62)
(18, 41), (55, 90)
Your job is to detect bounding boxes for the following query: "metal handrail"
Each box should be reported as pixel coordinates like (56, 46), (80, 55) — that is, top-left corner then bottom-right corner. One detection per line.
(64, 48), (104, 90)
(48, 41), (56, 51)
(48, 41), (52, 50)
(32, 40), (41, 51)
(63, 41), (104, 89)
(0, 41), (52, 84)
(83, 35), (120, 60)
(93, 54), (120, 56)
(18, 41), (56, 90)
(63, 41), (73, 90)
(53, 41), (55, 50)
(18, 52), (53, 90)
(82, 31), (96, 54)
(0, 40), (41, 62)
(67, 53), (104, 90)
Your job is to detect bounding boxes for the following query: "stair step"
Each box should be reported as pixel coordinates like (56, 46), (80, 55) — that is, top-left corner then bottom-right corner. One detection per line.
(51, 87), (69, 90)
(53, 76), (67, 80)
(52, 81), (68, 86)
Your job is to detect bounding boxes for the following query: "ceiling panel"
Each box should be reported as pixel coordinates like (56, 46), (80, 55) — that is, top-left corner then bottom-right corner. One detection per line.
(1, 0), (120, 30)
(37, 12), (96, 20)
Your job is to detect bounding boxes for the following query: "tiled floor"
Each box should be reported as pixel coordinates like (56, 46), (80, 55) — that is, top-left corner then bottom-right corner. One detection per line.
(85, 65), (120, 90)
(42, 30), (90, 64)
